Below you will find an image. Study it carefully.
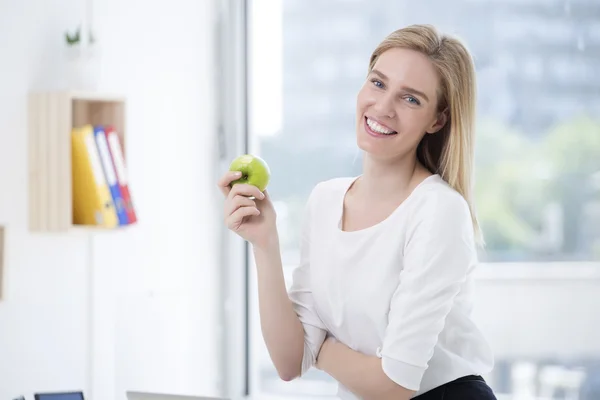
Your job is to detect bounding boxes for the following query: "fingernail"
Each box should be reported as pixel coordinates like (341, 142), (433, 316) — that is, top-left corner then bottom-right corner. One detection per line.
(233, 171), (242, 176)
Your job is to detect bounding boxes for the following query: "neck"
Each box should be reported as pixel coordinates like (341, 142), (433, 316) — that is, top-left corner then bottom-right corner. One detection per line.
(357, 152), (426, 200)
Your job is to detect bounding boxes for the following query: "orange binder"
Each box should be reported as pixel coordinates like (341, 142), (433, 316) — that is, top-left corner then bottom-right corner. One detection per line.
(71, 124), (118, 227)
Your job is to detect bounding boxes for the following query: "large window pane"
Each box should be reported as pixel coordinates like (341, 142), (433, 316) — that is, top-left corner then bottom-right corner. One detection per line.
(247, 0), (600, 398)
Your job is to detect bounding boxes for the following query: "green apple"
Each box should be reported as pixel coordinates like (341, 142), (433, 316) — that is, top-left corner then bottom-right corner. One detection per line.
(229, 154), (271, 192)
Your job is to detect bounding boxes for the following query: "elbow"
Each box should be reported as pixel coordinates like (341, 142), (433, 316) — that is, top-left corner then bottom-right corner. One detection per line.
(272, 336), (305, 381)
(278, 371), (299, 382)
(275, 364), (301, 382)
(271, 349), (303, 382)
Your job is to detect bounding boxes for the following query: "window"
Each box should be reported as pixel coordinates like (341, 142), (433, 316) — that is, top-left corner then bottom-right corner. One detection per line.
(243, 0), (600, 398)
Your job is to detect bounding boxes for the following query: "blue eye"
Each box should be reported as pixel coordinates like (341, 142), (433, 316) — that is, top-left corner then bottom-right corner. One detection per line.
(406, 96), (420, 106)
(370, 78), (384, 88)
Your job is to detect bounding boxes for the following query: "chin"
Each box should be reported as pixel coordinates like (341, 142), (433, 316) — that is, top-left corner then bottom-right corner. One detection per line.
(356, 132), (392, 158)
(356, 129), (416, 162)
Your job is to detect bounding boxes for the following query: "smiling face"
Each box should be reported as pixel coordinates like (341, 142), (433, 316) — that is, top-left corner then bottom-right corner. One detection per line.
(356, 47), (447, 161)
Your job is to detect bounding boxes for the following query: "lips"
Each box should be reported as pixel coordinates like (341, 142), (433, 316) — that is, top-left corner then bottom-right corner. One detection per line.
(364, 117), (397, 137)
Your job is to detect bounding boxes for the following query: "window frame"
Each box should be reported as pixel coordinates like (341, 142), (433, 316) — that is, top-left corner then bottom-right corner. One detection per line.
(215, 0), (252, 398)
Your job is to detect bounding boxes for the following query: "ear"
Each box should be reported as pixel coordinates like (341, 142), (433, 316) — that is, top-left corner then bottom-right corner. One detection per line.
(426, 108), (448, 134)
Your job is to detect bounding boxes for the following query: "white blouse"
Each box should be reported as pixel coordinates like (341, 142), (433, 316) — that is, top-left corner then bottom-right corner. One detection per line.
(288, 174), (495, 399)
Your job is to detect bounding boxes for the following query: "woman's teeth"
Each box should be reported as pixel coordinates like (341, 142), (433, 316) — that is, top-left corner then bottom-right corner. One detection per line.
(366, 118), (396, 135)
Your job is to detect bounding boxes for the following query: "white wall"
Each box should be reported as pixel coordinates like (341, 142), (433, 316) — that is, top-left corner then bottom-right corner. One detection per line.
(0, 1), (221, 400)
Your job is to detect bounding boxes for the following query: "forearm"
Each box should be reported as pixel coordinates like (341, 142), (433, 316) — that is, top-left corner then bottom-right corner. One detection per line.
(317, 339), (414, 400)
(253, 237), (305, 381)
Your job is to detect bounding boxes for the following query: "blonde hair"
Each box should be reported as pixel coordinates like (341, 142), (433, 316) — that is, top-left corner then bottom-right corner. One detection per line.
(369, 24), (484, 246)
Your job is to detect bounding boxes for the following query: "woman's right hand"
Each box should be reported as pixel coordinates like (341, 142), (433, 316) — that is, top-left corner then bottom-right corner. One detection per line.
(217, 171), (278, 249)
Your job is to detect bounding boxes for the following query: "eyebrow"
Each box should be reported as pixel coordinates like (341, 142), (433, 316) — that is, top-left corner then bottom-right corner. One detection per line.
(370, 68), (430, 102)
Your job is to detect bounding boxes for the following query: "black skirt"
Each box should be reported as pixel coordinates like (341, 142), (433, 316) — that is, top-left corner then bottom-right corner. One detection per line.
(412, 375), (497, 399)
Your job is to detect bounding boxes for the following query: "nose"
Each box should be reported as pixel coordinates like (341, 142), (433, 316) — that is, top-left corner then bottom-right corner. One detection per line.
(372, 92), (395, 119)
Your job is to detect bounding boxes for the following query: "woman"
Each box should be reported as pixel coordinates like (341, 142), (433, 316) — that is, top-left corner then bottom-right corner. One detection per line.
(218, 24), (497, 400)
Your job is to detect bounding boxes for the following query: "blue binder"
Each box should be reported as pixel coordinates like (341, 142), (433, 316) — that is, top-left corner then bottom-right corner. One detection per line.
(93, 125), (129, 225)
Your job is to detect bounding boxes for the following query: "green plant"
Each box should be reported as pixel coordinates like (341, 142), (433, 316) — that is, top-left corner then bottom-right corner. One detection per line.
(65, 26), (95, 46)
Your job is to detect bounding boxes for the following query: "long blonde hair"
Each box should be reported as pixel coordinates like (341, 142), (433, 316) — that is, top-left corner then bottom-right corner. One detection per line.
(369, 24), (484, 246)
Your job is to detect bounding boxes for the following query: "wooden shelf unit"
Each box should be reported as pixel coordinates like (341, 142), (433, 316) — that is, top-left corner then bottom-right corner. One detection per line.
(28, 91), (127, 232)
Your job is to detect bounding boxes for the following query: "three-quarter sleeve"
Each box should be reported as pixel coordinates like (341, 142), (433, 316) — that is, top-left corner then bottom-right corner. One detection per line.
(378, 189), (477, 391)
(287, 185), (327, 375)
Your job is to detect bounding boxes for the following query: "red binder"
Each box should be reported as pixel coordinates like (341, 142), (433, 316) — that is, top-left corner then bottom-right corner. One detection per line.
(104, 125), (138, 224)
